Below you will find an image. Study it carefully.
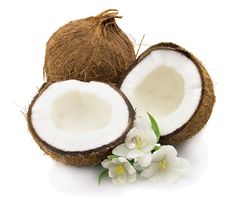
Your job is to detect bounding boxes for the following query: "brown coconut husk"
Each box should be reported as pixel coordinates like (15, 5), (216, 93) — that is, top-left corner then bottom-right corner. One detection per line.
(44, 9), (136, 84)
(121, 42), (215, 144)
(27, 82), (135, 166)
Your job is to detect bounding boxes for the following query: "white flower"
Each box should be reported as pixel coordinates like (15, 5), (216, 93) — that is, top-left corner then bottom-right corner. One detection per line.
(101, 157), (137, 185)
(112, 119), (156, 167)
(141, 145), (190, 183)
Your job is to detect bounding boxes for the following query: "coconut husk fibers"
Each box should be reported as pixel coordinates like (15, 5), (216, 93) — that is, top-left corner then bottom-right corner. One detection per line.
(44, 9), (136, 84)
(122, 42), (215, 145)
(27, 82), (135, 166)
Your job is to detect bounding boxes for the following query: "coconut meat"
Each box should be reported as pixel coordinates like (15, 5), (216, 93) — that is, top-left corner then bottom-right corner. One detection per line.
(121, 49), (202, 136)
(31, 80), (129, 151)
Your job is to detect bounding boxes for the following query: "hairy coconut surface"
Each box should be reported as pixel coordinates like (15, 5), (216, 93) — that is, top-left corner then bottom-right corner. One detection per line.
(27, 82), (135, 166)
(121, 42), (215, 144)
(44, 9), (135, 84)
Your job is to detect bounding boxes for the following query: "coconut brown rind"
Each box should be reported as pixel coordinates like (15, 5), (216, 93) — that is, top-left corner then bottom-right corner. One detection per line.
(44, 9), (135, 85)
(121, 42), (215, 145)
(27, 82), (135, 166)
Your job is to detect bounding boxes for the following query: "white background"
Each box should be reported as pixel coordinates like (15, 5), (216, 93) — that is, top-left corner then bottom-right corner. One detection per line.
(0, 0), (234, 198)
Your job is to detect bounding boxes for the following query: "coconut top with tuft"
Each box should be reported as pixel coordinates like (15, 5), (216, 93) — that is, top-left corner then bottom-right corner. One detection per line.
(44, 9), (136, 84)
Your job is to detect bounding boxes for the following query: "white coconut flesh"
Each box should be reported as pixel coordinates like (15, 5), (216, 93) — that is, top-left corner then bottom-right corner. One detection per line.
(121, 49), (202, 136)
(31, 80), (130, 151)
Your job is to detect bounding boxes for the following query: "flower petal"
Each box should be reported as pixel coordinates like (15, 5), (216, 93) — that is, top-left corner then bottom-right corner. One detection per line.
(108, 167), (117, 177)
(112, 144), (130, 157)
(112, 173), (127, 185)
(141, 129), (157, 152)
(137, 153), (152, 167)
(141, 163), (160, 178)
(123, 162), (136, 175)
(164, 146), (179, 166)
(166, 155), (179, 166)
(125, 127), (138, 140)
(134, 112), (151, 131)
(163, 145), (177, 157)
(176, 158), (190, 175)
(126, 142), (135, 149)
(101, 159), (114, 169)
(142, 139), (156, 153)
(152, 148), (167, 162)
(163, 169), (180, 183)
(127, 150), (145, 159)
(125, 127), (139, 149)
(126, 127), (139, 137)
(128, 173), (137, 183)
(112, 157), (128, 165)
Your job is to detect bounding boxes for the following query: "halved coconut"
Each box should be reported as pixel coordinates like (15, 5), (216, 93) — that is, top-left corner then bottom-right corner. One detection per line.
(121, 42), (215, 144)
(27, 80), (135, 166)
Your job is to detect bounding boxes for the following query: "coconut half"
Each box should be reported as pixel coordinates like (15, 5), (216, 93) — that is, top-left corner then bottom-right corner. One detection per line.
(27, 80), (135, 166)
(121, 42), (215, 144)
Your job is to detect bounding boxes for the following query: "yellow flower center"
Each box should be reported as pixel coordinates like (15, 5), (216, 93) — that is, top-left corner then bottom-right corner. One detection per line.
(160, 160), (168, 170)
(115, 165), (125, 175)
(135, 135), (143, 150)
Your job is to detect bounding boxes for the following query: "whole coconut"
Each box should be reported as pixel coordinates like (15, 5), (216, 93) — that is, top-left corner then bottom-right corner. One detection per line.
(44, 9), (136, 84)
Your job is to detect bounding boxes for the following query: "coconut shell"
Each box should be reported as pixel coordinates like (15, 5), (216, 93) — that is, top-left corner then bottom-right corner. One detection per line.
(44, 9), (136, 84)
(121, 42), (215, 145)
(27, 82), (135, 166)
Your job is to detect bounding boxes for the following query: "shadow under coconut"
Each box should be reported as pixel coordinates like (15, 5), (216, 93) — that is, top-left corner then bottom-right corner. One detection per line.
(48, 161), (127, 196)
(173, 129), (209, 187)
(48, 130), (209, 194)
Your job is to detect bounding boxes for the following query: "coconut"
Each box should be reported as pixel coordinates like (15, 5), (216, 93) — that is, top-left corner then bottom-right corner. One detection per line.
(44, 9), (135, 84)
(120, 42), (215, 144)
(27, 80), (135, 166)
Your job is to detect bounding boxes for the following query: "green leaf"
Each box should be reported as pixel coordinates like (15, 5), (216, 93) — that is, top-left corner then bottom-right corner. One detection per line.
(107, 154), (118, 160)
(98, 169), (108, 185)
(147, 112), (160, 142)
(151, 145), (161, 153)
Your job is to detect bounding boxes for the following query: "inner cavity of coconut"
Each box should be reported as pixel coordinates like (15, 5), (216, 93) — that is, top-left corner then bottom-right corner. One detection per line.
(134, 66), (184, 118)
(31, 80), (130, 151)
(51, 91), (111, 134)
(121, 49), (202, 136)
